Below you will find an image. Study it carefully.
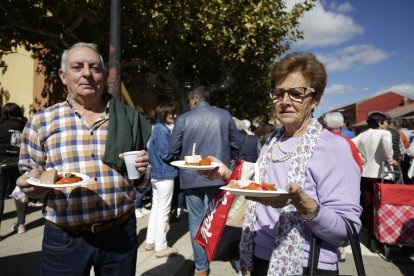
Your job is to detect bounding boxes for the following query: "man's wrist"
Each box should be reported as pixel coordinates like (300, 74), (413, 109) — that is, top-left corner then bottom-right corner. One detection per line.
(134, 166), (151, 190)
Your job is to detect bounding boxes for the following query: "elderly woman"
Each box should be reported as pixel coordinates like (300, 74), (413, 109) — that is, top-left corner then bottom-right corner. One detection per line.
(203, 52), (362, 275)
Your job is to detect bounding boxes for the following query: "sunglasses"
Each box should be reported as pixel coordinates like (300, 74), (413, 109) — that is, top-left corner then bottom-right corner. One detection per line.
(269, 87), (316, 103)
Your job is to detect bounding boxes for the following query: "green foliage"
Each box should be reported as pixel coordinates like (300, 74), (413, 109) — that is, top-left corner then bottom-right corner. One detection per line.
(0, 0), (315, 119)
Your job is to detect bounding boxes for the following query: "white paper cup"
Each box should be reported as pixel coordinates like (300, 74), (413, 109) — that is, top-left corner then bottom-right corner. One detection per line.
(123, 151), (141, 180)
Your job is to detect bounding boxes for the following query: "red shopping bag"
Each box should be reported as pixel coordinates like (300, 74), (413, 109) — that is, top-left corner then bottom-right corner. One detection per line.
(194, 160), (246, 261)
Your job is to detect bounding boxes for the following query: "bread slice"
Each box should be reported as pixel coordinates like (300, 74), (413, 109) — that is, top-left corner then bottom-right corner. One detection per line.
(40, 169), (58, 184)
(184, 155), (202, 164)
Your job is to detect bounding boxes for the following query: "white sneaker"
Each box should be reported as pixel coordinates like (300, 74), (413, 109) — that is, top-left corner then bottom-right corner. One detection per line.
(135, 209), (144, 219)
(28, 201), (43, 208)
(176, 208), (182, 218)
(339, 247), (346, 262)
(141, 208), (150, 215)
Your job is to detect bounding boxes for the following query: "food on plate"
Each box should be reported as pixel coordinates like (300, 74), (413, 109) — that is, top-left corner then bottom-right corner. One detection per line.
(184, 156), (212, 166)
(40, 169), (59, 184)
(39, 170), (83, 185)
(227, 180), (276, 191)
(184, 155), (202, 164)
(55, 173), (83, 184)
(244, 182), (276, 191)
(198, 157), (213, 165)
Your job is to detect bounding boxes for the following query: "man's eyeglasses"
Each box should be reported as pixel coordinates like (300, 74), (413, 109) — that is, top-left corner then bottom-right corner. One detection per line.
(269, 87), (316, 102)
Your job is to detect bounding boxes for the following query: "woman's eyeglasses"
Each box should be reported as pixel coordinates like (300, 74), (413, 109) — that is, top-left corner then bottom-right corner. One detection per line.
(269, 87), (316, 103)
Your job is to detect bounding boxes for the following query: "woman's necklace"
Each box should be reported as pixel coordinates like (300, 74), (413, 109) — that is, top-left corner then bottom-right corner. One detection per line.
(271, 133), (296, 162)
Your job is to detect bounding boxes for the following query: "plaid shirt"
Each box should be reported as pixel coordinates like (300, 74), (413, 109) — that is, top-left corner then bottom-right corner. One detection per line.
(19, 100), (136, 226)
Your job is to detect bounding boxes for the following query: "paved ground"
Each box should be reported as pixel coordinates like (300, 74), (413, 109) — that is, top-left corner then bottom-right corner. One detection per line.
(1, 197), (414, 276)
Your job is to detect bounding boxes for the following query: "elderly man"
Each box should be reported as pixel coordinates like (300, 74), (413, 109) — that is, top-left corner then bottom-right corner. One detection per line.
(17, 42), (151, 275)
(169, 86), (240, 275)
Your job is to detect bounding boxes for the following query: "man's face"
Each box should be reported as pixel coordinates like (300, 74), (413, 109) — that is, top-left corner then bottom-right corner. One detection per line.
(188, 97), (198, 110)
(59, 46), (106, 99)
(379, 120), (389, 129)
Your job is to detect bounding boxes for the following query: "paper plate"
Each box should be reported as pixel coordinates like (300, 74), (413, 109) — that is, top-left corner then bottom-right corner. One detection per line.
(220, 186), (289, 197)
(170, 160), (222, 170)
(27, 172), (91, 188)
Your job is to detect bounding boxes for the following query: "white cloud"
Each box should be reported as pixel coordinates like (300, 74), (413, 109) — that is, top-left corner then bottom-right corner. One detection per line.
(377, 83), (414, 98)
(316, 44), (391, 72)
(330, 2), (354, 13)
(287, 0), (363, 48)
(325, 84), (355, 95)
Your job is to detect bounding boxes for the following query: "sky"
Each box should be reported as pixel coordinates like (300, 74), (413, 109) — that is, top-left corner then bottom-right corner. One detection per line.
(286, 0), (414, 118)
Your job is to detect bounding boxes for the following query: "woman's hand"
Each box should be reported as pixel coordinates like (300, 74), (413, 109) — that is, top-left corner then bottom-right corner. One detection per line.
(16, 167), (50, 199)
(197, 156), (232, 181)
(246, 182), (319, 215)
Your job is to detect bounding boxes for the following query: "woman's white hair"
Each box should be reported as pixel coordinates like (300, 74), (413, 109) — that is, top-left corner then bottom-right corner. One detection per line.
(233, 117), (245, 130)
(323, 112), (344, 129)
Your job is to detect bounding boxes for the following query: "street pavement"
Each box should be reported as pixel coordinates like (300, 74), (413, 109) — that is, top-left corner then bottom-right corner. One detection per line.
(1, 197), (414, 276)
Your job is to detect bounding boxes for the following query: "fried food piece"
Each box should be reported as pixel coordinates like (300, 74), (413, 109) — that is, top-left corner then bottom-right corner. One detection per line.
(40, 170), (58, 184)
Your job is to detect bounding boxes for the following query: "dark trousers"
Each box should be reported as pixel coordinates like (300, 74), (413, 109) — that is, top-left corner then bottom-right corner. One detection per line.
(0, 167), (23, 228)
(360, 177), (379, 239)
(14, 198), (27, 225)
(40, 215), (137, 276)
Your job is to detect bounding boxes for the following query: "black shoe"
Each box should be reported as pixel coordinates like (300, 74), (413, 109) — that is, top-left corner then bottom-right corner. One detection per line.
(370, 238), (380, 253)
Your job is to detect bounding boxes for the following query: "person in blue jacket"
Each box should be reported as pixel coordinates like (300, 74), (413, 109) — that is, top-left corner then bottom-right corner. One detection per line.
(169, 86), (240, 275)
(145, 102), (179, 258)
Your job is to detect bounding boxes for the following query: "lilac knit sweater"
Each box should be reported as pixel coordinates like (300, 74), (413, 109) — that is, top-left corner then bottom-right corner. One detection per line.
(253, 129), (362, 271)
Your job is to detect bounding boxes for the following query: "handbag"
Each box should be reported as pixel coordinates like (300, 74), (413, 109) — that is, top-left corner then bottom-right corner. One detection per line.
(308, 217), (366, 276)
(194, 160), (255, 261)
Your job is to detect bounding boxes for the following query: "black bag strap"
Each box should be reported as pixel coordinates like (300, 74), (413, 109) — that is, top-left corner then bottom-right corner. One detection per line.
(308, 217), (366, 276)
(307, 232), (321, 275)
(343, 218), (366, 276)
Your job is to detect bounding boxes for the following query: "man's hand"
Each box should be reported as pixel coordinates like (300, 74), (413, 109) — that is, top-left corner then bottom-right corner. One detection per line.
(197, 156), (232, 181)
(16, 167), (50, 199)
(119, 150), (150, 175)
(385, 158), (398, 166)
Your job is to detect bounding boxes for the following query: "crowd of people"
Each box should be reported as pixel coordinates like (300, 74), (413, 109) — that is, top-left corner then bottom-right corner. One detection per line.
(1, 41), (414, 276)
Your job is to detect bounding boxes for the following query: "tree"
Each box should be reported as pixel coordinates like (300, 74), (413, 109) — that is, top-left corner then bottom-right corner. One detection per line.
(0, 0), (315, 120)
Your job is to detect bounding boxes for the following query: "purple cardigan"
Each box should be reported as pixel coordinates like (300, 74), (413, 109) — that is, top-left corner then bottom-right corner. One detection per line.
(253, 130), (362, 271)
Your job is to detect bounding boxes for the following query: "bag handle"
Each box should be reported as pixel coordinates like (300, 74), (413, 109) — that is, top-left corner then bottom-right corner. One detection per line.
(307, 232), (321, 275)
(308, 217), (366, 276)
(380, 161), (404, 184)
(343, 218), (366, 276)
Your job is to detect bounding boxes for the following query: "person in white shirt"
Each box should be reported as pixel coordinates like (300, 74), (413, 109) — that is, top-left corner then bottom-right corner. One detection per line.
(352, 111), (397, 251)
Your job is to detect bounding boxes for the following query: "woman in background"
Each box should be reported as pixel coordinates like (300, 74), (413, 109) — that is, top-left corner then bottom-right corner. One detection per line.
(0, 103), (28, 237)
(145, 103), (179, 257)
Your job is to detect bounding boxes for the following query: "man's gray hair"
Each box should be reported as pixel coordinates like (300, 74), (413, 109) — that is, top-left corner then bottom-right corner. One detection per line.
(323, 112), (344, 129)
(60, 42), (106, 72)
(189, 86), (211, 103)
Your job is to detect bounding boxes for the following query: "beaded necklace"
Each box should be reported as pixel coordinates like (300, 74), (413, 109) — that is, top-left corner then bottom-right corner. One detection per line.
(270, 133), (297, 162)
